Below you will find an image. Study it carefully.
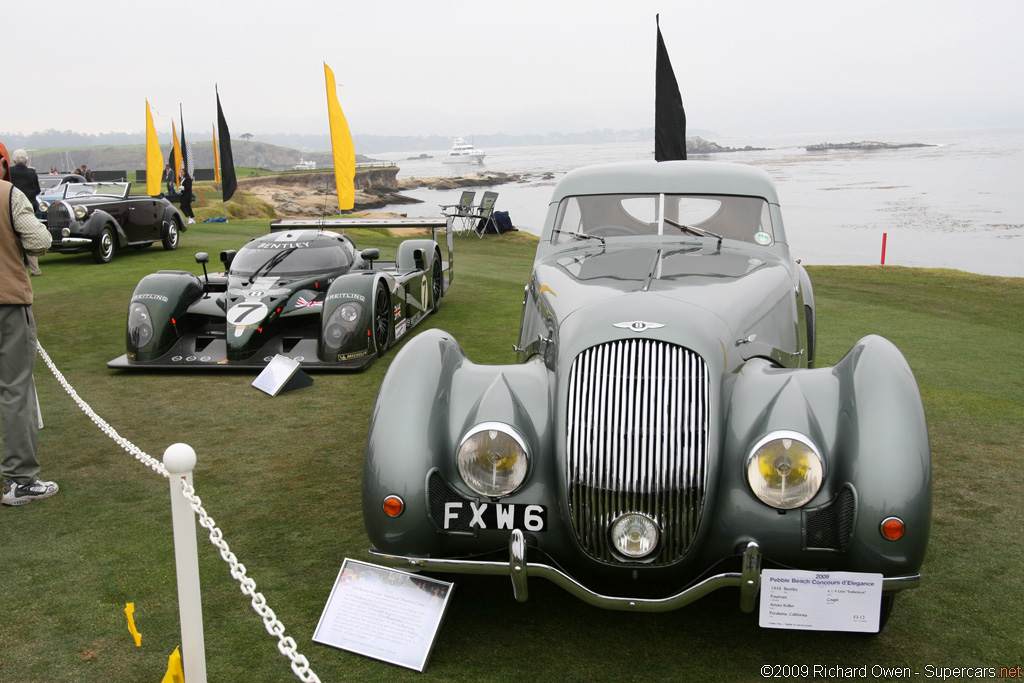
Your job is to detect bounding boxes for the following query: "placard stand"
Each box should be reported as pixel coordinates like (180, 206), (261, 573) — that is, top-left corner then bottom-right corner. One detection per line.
(251, 355), (313, 396)
(313, 559), (454, 672)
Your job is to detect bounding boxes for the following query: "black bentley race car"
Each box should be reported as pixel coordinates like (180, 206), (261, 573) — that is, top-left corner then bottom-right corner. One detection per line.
(107, 220), (451, 370)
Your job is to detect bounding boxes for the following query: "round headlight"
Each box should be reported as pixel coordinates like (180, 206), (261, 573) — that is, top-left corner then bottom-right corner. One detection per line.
(127, 302), (154, 349)
(38, 200), (49, 212)
(324, 301), (362, 349)
(610, 513), (660, 559)
(456, 423), (529, 497)
(74, 205), (88, 220)
(746, 431), (824, 509)
(339, 303), (359, 322)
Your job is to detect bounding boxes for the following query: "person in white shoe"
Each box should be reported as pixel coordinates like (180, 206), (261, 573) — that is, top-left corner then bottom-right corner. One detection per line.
(0, 142), (58, 506)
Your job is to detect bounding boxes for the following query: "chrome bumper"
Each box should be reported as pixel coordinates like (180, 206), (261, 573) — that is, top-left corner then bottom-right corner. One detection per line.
(59, 237), (93, 246)
(369, 531), (921, 613)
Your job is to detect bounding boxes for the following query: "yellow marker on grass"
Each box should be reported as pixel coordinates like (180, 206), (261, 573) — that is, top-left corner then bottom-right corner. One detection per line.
(124, 602), (142, 646)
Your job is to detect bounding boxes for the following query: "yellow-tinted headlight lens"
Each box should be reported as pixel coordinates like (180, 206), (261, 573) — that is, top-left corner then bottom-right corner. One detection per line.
(457, 423), (529, 497)
(746, 431), (824, 509)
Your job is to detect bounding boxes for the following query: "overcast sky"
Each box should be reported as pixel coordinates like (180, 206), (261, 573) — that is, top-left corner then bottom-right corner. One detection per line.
(6, 0), (1022, 140)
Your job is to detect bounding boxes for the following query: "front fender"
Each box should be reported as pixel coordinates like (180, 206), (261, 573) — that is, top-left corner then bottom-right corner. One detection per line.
(320, 272), (388, 363)
(363, 330), (466, 554)
(83, 210), (126, 246)
(723, 334), (931, 575)
(126, 271), (204, 361)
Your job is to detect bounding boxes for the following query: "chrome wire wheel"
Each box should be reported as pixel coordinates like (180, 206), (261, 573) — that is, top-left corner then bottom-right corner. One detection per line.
(93, 227), (115, 263)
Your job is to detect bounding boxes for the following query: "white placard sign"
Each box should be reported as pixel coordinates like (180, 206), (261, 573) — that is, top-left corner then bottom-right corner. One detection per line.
(313, 559), (454, 672)
(759, 569), (883, 633)
(252, 354), (302, 396)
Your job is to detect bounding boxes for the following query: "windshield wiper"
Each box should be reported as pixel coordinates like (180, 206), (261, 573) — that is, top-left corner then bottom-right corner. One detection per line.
(664, 217), (724, 248)
(555, 228), (605, 245)
(247, 247), (296, 284)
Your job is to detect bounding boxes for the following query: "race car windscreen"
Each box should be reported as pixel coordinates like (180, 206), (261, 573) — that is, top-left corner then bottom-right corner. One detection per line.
(230, 240), (353, 276)
(552, 193), (774, 246)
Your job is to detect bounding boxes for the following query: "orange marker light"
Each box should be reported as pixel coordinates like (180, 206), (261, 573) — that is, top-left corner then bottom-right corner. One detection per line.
(880, 517), (905, 541)
(383, 495), (404, 517)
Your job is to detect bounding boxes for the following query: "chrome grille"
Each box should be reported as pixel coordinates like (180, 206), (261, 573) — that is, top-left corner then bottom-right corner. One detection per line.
(47, 203), (71, 231)
(567, 339), (710, 564)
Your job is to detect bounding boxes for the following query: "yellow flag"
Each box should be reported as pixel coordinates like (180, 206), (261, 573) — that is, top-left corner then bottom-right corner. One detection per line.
(324, 62), (356, 211)
(145, 102), (163, 196)
(212, 123), (221, 184)
(171, 120), (182, 187)
(124, 602), (142, 646)
(161, 646), (185, 683)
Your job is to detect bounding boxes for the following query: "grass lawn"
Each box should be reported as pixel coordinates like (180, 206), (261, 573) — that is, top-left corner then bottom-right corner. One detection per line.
(1, 219), (1021, 682)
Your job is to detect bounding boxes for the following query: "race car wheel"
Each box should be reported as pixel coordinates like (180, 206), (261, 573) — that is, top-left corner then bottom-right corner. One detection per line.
(430, 252), (443, 313)
(373, 282), (390, 354)
(93, 226), (116, 263)
(162, 220), (180, 251)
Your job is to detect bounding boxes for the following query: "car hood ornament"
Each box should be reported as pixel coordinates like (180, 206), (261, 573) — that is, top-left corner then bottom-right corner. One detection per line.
(614, 321), (665, 333)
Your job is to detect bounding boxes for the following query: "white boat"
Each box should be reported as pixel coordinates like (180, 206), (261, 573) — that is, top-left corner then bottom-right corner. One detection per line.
(441, 137), (486, 164)
(293, 158), (317, 170)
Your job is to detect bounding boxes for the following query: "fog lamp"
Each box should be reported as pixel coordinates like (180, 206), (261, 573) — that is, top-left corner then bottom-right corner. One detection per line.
(746, 430), (824, 509)
(457, 423), (529, 497)
(610, 513), (659, 559)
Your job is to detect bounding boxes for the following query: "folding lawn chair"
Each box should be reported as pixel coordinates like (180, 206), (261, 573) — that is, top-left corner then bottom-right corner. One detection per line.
(472, 191), (499, 238)
(440, 190), (477, 236)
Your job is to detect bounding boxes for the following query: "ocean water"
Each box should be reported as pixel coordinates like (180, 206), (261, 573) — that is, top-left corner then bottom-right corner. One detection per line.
(374, 128), (1024, 278)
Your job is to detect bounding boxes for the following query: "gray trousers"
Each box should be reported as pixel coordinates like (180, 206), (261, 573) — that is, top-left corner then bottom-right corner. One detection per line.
(0, 305), (41, 484)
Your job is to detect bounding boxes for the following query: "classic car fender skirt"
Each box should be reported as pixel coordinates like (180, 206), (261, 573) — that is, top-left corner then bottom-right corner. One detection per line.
(370, 534), (919, 613)
(726, 334), (931, 573)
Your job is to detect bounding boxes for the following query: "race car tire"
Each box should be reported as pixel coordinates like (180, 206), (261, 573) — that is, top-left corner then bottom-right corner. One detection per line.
(374, 281), (390, 354)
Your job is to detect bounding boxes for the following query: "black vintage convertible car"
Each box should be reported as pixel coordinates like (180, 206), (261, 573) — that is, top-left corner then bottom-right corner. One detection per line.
(44, 182), (184, 263)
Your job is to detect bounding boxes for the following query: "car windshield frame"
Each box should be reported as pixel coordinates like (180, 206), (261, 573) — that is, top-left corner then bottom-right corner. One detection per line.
(61, 182), (130, 200)
(551, 192), (775, 248)
(229, 239), (354, 277)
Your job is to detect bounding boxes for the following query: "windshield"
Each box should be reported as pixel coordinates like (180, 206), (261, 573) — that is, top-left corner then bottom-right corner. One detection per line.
(62, 182), (129, 199)
(230, 239), (353, 276)
(552, 193), (774, 247)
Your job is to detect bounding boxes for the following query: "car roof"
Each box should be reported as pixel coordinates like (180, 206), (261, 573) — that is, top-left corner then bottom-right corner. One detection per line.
(550, 160), (780, 205)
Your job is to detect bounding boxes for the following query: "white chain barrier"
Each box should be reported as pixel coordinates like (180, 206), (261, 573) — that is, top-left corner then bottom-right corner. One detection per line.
(36, 343), (322, 683)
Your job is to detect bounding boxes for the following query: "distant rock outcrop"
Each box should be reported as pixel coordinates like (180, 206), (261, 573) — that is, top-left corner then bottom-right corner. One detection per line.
(687, 136), (768, 154)
(805, 141), (935, 152)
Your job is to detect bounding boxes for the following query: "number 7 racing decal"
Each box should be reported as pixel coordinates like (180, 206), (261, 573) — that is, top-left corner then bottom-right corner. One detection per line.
(227, 302), (269, 337)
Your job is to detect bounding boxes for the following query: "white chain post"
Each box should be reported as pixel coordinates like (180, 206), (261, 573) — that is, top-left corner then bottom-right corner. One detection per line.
(37, 344), (321, 683)
(164, 444), (208, 683)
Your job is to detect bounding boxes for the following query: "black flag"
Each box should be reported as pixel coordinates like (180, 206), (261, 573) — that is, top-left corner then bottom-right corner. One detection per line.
(216, 86), (237, 202)
(655, 15), (687, 161)
(179, 106), (195, 177)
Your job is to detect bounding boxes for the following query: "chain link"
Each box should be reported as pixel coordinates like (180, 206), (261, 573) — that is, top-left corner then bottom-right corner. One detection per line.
(37, 343), (322, 683)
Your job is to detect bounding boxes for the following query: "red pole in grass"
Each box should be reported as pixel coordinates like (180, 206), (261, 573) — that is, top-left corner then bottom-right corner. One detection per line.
(881, 232), (887, 265)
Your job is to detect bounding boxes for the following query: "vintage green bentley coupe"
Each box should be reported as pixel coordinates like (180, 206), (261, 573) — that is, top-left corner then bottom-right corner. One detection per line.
(108, 219), (450, 370)
(362, 161), (930, 630)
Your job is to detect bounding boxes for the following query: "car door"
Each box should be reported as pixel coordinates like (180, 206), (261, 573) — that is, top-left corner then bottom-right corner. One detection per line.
(127, 198), (162, 243)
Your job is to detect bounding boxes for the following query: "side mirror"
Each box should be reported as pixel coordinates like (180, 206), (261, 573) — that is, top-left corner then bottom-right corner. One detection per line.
(361, 248), (379, 264)
(220, 249), (236, 269)
(195, 252), (210, 288)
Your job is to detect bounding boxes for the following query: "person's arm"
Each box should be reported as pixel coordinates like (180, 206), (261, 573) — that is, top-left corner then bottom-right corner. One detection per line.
(11, 187), (51, 255)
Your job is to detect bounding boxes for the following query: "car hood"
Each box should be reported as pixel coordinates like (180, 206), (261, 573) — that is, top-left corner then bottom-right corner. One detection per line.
(533, 242), (802, 364)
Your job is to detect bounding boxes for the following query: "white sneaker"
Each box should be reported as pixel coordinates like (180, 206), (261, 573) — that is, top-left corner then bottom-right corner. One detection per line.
(2, 478), (59, 506)
(187, 218), (196, 224)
